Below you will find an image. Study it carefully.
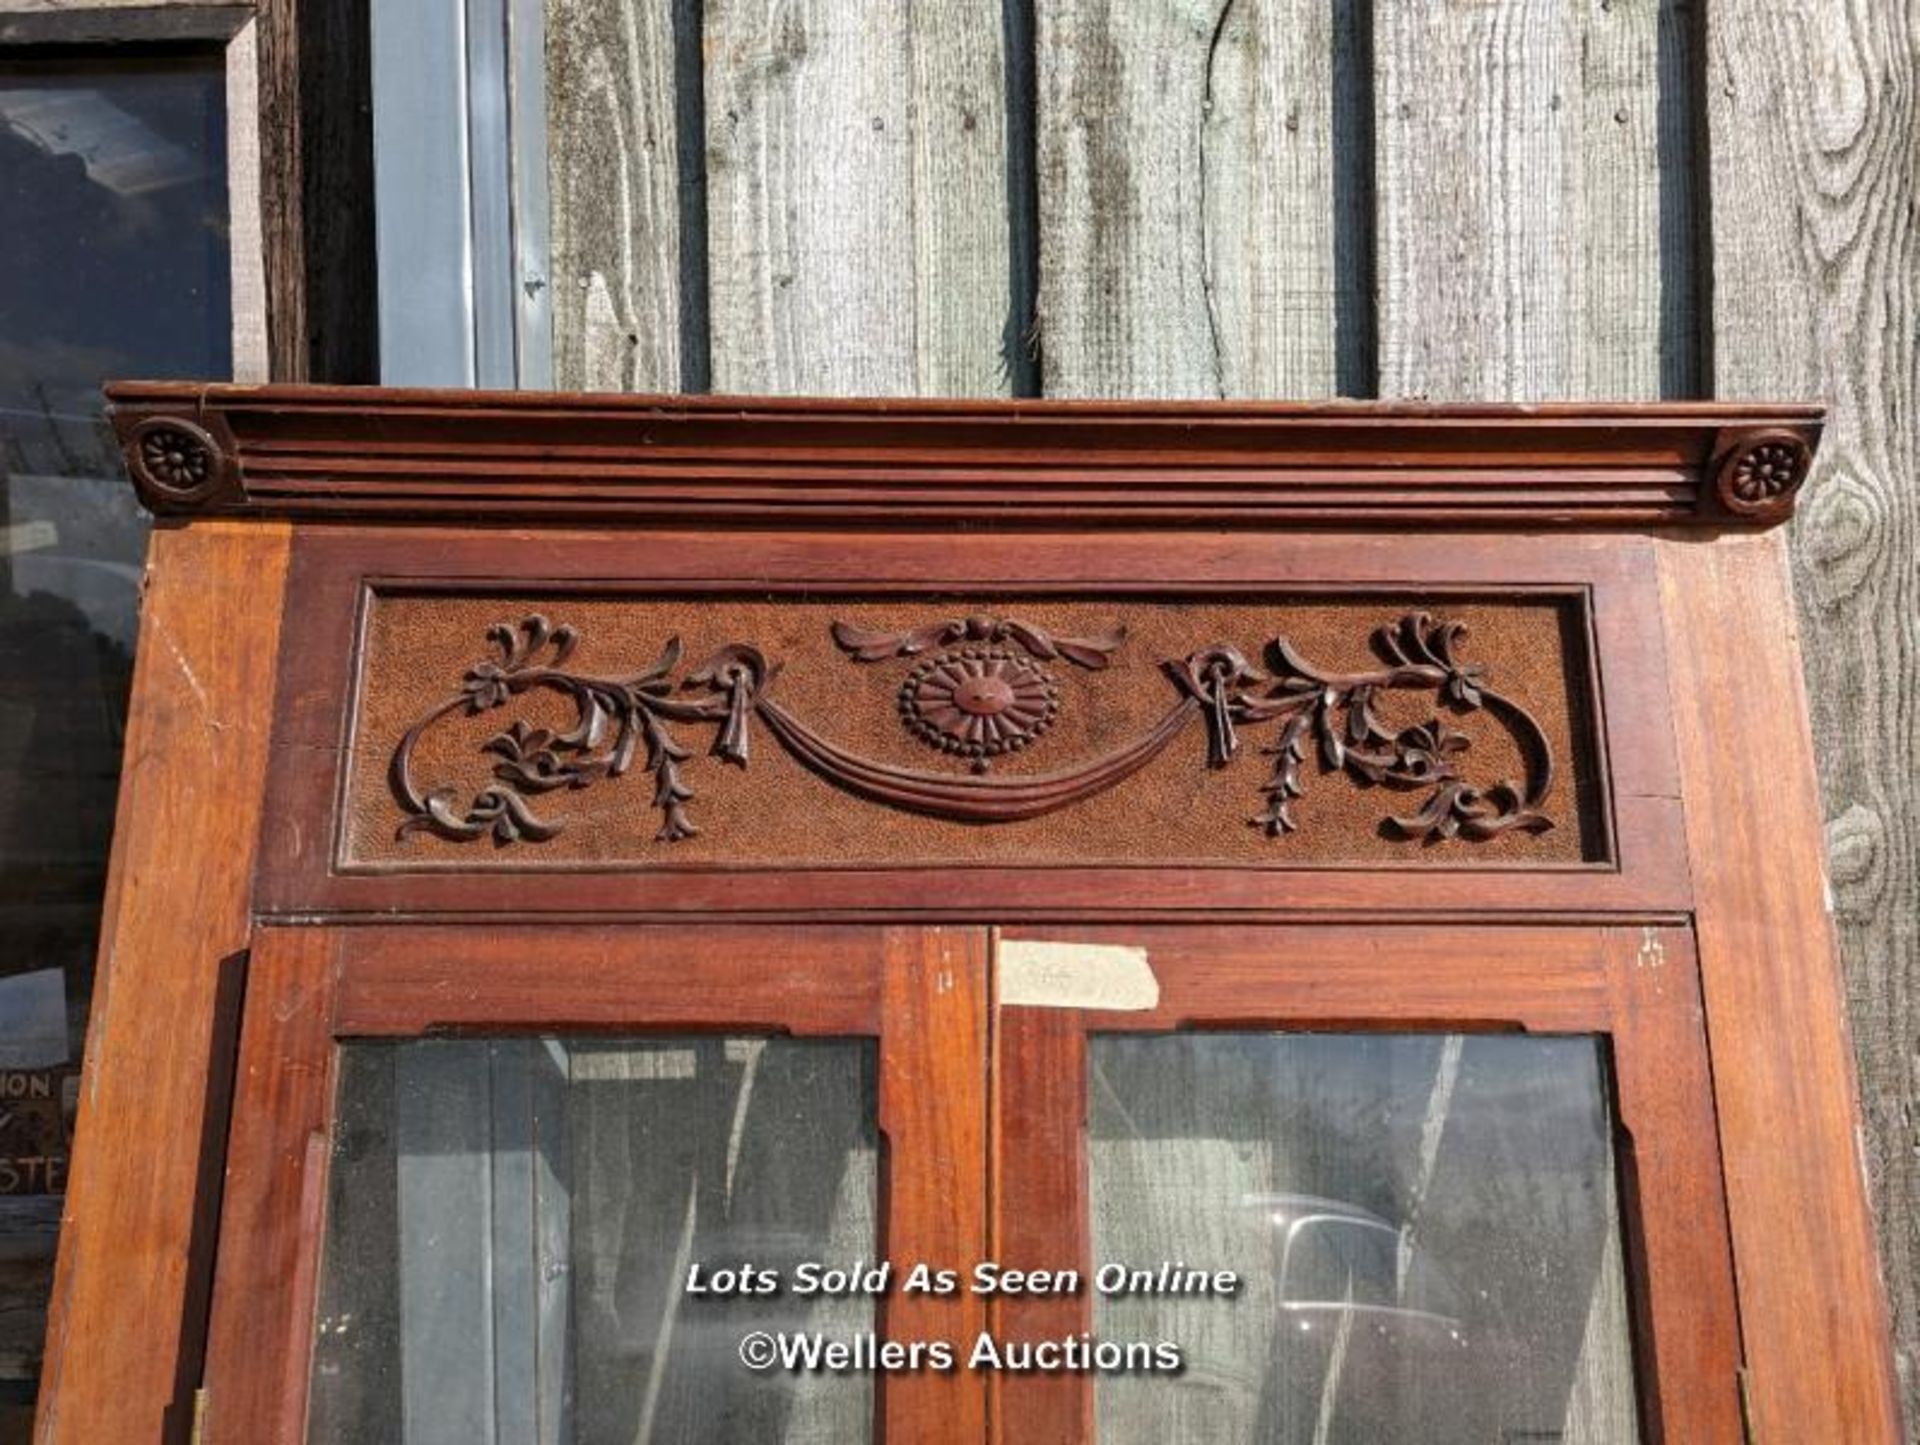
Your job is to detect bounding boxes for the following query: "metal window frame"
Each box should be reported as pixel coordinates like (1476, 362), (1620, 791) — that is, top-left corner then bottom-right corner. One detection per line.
(371, 0), (550, 387)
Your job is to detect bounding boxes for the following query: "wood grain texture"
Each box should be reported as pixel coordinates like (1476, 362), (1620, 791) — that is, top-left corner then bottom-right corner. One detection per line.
(1657, 535), (1903, 1442)
(253, 525), (1690, 922)
(102, 382), (1822, 529)
(227, 17), (271, 383)
(1035, 0), (1361, 398)
(199, 924), (921, 1444)
(1375, 0), (1694, 400)
(1605, 927), (1741, 1442)
(995, 924), (1738, 1443)
(261, 0), (380, 382)
(1004, 924), (1617, 1035)
(990, 1007), (1089, 1443)
(878, 928), (988, 1442)
(256, 0), (305, 381)
(34, 521), (293, 1445)
(547, 0), (687, 391)
(1706, 0), (1920, 1423)
(331, 924), (885, 1036)
(346, 593), (1596, 868)
(703, 0), (1010, 395)
(199, 929), (338, 1445)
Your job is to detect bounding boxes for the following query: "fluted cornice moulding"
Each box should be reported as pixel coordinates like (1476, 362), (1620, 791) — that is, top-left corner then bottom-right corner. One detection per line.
(106, 382), (1820, 529)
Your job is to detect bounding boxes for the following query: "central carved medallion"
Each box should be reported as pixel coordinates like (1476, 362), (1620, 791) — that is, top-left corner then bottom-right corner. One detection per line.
(901, 648), (1059, 769)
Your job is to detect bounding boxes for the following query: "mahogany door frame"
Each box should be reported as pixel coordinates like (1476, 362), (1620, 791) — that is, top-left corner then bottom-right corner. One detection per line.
(991, 922), (1739, 1445)
(200, 923), (989, 1445)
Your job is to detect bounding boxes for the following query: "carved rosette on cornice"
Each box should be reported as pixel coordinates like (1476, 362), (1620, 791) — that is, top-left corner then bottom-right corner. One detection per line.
(1709, 426), (1815, 523)
(105, 383), (1823, 530)
(388, 610), (1556, 849)
(121, 412), (242, 511)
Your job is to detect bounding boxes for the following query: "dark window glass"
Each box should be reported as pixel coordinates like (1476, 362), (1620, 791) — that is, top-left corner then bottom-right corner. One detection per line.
(0, 50), (229, 1179)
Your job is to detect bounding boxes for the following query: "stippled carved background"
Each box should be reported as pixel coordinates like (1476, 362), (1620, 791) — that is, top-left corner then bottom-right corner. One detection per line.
(342, 592), (1606, 869)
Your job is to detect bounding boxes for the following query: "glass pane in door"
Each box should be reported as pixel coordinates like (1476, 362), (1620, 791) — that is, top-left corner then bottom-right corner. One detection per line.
(309, 1036), (878, 1444)
(1089, 1033), (1638, 1444)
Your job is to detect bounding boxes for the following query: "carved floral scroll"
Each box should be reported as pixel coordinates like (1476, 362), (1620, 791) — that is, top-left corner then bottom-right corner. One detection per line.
(390, 610), (1555, 849)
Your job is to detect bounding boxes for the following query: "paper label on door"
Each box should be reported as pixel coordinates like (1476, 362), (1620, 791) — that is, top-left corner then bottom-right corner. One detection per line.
(999, 940), (1159, 1011)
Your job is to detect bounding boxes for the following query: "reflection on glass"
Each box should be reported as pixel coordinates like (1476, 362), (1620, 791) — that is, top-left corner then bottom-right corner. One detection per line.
(310, 1038), (878, 1445)
(1090, 1033), (1639, 1444)
(0, 55), (229, 1150)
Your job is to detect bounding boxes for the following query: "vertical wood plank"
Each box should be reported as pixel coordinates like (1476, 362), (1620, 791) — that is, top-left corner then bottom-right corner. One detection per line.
(879, 927), (988, 1442)
(200, 929), (340, 1445)
(34, 521), (292, 1445)
(990, 1008), (1090, 1444)
(1706, 2), (1919, 1425)
(470, 1041), (570, 1444)
(1657, 536), (1903, 1441)
(1604, 927), (1741, 1442)
(547, 0), (688, 391)
(704, 0), (1010, 395)
(298, 0), (381, 383)
(256, 0), (306, 380)
(228, 17), (271, 382)
(1035, 0), (1358, 398)
(1374, 0), (1690, 400)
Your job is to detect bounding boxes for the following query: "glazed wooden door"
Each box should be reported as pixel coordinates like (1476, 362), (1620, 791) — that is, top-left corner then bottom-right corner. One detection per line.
(206, 922), (1733, 1444)
(199, 924), (989, 1445)
(993, 925), (1739, 1445)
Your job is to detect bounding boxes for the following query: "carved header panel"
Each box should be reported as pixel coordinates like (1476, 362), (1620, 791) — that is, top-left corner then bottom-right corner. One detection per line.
(340, 592), (1606, 871)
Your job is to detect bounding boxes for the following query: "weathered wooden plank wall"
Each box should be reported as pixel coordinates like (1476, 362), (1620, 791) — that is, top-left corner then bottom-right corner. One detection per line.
(545, 0), (1918, 1429)
(703, 0), (1010, 394)
(547, 0), (688, 391)
(1375, 0), (1696, 399)
(1034, 0), (1364, 397)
